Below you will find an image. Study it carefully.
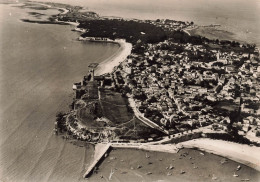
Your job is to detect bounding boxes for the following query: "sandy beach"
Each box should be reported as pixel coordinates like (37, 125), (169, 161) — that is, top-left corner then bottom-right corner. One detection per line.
(181, 138), (260, 172)
(95, 39), (132, 76)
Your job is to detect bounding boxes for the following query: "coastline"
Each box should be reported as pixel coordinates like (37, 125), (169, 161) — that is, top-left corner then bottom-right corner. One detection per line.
(181, 138), (260, 172)
(48, 1), (260, 175)
(95, 39), (132, 76)
(77, 37), (132, 76)
(34, 0), (260, 178)
(2, 1), (260, 180)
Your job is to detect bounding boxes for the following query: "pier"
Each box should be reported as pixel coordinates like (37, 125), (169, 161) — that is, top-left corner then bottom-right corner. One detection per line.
(111, 143), (181, 154)
(83, 143), (111, 178)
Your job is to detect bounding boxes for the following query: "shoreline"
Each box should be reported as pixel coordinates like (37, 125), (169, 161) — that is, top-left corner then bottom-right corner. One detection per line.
(181, 138), (260, 172)
(33, 0), (260, 176)
(95, 39), (132, 76)
(78, 37), (132, 76)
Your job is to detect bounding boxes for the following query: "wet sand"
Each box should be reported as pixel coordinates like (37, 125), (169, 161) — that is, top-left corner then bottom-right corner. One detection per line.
(95, 40), (132, 76)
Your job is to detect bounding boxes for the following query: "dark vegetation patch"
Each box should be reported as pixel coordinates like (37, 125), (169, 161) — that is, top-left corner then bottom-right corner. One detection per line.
(20, 19), (69, 25)
(79, 19), (167, 44)
(100, 89), (133, 125)
(28, 12), (45, 16)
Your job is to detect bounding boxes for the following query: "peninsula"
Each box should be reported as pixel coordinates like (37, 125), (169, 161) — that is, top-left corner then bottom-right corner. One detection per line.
(25, 1), (260, 180)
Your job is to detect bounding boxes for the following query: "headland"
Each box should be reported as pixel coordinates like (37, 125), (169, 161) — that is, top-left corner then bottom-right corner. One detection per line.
(16, 1), (260, 181)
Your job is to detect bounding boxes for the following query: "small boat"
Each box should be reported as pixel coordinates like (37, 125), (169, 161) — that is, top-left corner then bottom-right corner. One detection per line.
(237, 165), (241, 171)
(233, 172), (239, 177)
(137, 165), (142, 169)
(200, 152), (205, 156)
(241, 179), (250, 181)
(220, 159), (228, 164)
(146, 172), (152, 175)
(180, 170), (185, 174)
(146, 153), (150, 158)
(148, 162), (153, 165)
(212, 174), (217, 180)
(169, 165), (174, 170)
(108, 168), (114, 180)
(167, 172), (172, 176)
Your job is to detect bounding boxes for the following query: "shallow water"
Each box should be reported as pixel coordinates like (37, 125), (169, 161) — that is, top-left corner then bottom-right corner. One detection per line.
(0, 3), (119, 181)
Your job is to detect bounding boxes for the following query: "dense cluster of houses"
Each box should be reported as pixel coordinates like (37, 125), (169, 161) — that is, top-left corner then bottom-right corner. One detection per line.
(113, 40), (260, 136)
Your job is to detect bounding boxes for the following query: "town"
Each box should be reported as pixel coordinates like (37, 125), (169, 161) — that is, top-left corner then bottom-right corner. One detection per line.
(53, 2), (260, 146)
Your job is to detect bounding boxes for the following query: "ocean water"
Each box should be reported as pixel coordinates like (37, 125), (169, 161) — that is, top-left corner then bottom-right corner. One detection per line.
(40, 0), (259, 46)
(0, 1), (260, 182)
(0, 3), (119, 181)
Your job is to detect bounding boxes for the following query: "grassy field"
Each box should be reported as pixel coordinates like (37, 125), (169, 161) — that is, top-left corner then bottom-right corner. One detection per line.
(100, 89), (164, 139)
(100, 89), (133, 125)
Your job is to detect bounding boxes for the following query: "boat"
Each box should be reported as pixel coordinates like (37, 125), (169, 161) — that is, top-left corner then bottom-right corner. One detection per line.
(220, 159), (228, 164)
(241, 179), (250, 181)
(237, 165), (241, 171)
(180, 170), (185, 174)
(200, 152), (205, 156)
(167, 172), (172, 176)
(137, 165), (142, 169)
(212, 174), (217, 180)
(233, 172), (239, 177)
(146, 172), (152, 175)
(193, 164), (198, 169)
(108, 168), (114, 180)
(146, 153), (150, 158)
(169, 164), (174, 170)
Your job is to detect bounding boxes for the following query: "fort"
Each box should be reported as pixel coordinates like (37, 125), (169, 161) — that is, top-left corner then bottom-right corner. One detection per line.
(72, 63), (99, 100)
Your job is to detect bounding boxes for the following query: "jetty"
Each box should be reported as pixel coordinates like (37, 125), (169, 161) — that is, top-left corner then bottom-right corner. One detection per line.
(111, 143), (180, 154)
(83, 143), (111, 178)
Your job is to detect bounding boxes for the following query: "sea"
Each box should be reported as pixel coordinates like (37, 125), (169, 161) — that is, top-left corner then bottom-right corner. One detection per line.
(0, 2), (119, 181)
(40, 0), (260, 46)
(0, 0), (259, 182)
